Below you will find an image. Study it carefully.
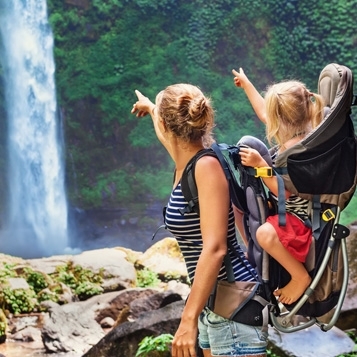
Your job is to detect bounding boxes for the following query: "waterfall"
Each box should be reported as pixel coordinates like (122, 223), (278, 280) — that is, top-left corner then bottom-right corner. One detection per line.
(0, 0), (70, 258)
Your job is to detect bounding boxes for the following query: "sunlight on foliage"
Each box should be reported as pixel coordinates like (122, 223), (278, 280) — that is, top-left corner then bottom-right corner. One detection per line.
(136, 268), (160, 288)
(136, 334), (173, 357)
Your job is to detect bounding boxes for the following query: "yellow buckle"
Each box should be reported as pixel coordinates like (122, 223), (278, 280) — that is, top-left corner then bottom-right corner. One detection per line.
(322, 209), (335, 222)
(254, 167), (273, 178)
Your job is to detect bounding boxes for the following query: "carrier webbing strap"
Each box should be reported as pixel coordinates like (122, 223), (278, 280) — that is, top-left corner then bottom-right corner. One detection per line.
(179, 149), (215, 215)
(246, 166), (286, 226)
(211, 143), (232, 180)
(211, 143), (246, 212)
(225, 238), (259, 282)
(224, 254), (235, 282)
(274, 169), (287, 226)
(311, 195), (322, 240)
(180, 146), (247, 215)
(272, 168), (323, 235)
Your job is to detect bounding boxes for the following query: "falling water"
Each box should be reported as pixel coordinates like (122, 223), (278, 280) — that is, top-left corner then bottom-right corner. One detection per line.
(0, 0), (70, 258)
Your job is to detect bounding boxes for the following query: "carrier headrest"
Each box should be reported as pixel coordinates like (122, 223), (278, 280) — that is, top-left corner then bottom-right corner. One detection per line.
(237, 135), (273, 166)
(318, 63), (342, 107)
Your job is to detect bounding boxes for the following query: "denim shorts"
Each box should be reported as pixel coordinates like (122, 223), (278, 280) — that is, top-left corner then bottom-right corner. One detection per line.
(198, 307), (268, 356)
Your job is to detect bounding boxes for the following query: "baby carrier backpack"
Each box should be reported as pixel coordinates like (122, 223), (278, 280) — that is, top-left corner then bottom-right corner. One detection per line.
(181, 63), (357, 333)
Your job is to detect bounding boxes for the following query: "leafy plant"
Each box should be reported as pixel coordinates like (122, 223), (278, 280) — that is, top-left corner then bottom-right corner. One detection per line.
(163, 270), (188, 283)
(37, 289), (60, 304)
(23, 268), (50, 294)
(52, 262), (103, 300)
(0, 263), (16, 283)
(267, 348), (283, 356)
(136, 268), (160, 288)
(0, 308), (7, 338)
(0, 287), (36, 315)
(136, 334), (173, 357)
(340, 194), (357, 226)
(75, 281), (104, 300)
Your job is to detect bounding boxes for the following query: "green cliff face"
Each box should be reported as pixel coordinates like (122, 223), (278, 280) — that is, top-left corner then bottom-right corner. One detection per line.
(1, 0), (356, 214)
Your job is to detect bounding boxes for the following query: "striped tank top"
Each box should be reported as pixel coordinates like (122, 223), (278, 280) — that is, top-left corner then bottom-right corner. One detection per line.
(165, 182), (258, 283)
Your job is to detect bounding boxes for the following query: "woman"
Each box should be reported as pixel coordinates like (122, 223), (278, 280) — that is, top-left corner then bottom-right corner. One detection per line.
(131, 84), (267, 357)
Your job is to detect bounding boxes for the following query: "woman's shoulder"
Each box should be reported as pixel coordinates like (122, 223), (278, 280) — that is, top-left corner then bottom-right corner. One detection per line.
(195, 154), (224, 179)
(195, 152), (221, 169)
(194, 154), (228, 190)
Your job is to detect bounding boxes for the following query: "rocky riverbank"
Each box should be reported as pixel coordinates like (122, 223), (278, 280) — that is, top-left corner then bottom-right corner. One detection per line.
(0, 236), (356, 357)
(0, 238), (188, 356)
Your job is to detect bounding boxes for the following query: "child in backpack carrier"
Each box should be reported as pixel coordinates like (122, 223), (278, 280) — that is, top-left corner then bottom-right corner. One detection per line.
(233, 68), (325, 304)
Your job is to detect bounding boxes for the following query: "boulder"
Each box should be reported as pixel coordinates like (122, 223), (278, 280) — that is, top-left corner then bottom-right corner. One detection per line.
(136, 238), (187, 282)
(39, 288), (182, 354)
(83, 300), (184, 357)
(41, 301), (104, 354)
(268, 324), (355, 357)
(28, 248), (138, 292)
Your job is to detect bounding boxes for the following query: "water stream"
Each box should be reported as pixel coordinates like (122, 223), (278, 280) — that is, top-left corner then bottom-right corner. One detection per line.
(0, 0), (69, 258)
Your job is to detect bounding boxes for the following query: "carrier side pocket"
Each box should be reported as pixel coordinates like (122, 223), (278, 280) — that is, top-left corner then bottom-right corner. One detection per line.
(211, 281), (268, 327)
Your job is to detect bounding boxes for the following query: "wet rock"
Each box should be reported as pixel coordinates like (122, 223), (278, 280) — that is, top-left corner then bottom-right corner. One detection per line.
(70, 248), (136, 287)
(88, 288), (159, 323)
(12, 326), (41, 342)
(268, 324), (355, 357)
(129, 290), (182, 319)
(166, 280), (191, 300)
(41, 301), (104, 354)
(99, 317), (115, 329)
(7, 278), (29, 290)
(82, 300), (184, 357)
(28, 247), (138, 292)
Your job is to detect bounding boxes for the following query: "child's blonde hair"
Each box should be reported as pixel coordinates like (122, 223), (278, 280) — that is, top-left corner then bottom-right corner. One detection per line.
(265, 80), (325, 146)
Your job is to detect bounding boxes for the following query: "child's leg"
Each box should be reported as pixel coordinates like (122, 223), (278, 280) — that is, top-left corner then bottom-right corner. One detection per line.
(256, 222), (311, 305)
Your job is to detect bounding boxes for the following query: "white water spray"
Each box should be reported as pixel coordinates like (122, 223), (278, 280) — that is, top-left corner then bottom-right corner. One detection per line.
(0, 0), (70, 257)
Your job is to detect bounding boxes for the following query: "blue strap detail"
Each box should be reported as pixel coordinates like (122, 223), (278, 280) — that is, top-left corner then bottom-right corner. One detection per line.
(274, 169), (286, 226)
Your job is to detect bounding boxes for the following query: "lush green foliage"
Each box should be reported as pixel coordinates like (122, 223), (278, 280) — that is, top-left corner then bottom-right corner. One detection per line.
(46, 0), (357, 211)
(0, 261), (104, 315)
(0, 308), (6, 338)
(0, 287), (37, 315)
(53, 262), (104, 300)
(136, 333), (173, 357)
(23, 268), (50, 294)
(136, 267), (160, 288)
(0, 263), (16, 282)
(341, 194), (357, 226)
(0, 0), (356, 227)
(264, 0), (357, 85)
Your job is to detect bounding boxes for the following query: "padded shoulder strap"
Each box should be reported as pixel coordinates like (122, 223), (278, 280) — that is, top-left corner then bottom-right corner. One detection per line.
(180, 144), (247, 215)
(180, 149), (216, 215)
(211, 143), (247, 212)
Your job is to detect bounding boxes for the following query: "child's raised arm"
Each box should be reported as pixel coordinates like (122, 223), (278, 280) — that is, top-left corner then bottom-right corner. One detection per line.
(232, 68), (267, 124)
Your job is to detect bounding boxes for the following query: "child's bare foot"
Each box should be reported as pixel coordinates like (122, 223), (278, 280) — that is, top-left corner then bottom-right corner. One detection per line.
(273, 274), (312, 305)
